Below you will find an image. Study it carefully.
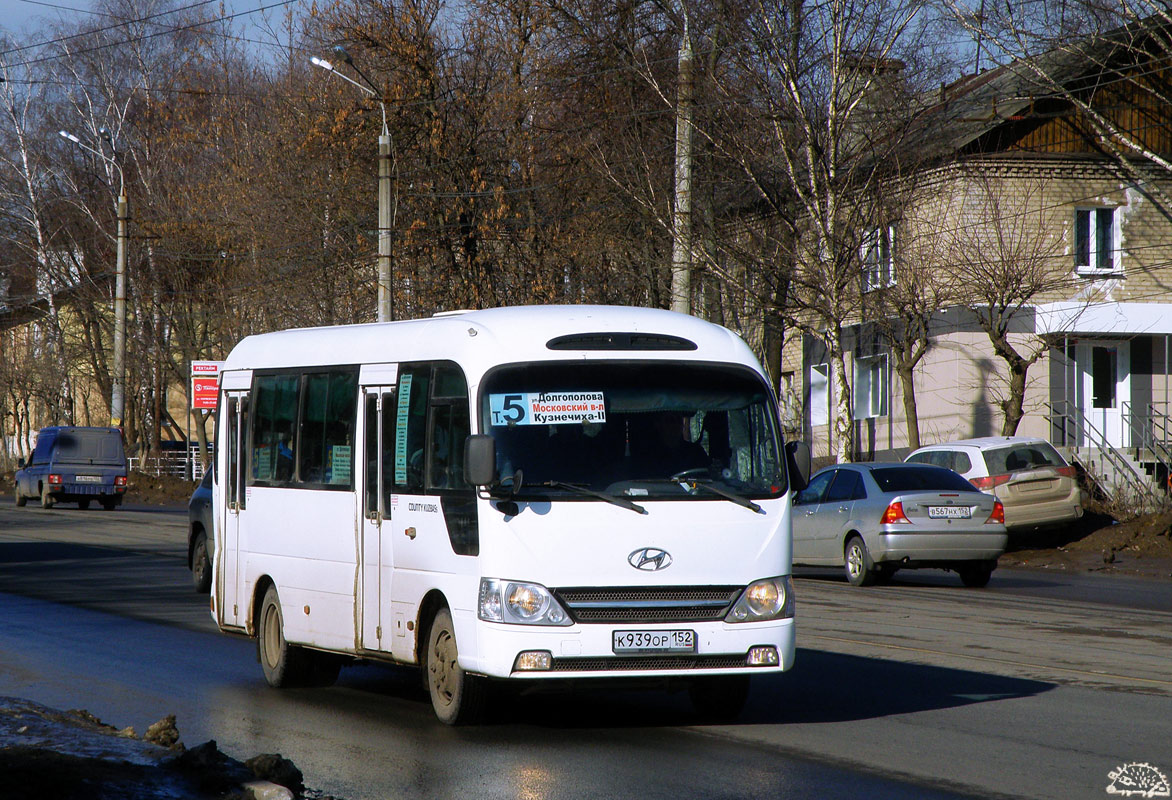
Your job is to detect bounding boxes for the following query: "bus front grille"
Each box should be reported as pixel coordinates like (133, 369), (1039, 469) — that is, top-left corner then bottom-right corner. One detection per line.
(553, 586), (741, 624)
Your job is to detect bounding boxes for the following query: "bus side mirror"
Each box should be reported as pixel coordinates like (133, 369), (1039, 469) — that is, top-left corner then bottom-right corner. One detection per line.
(785, 440), (811, 493)
(465, 434), (496, 487)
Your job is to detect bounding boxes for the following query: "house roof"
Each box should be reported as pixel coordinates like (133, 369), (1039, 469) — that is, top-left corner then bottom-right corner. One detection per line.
(914, 17), (1169, 158)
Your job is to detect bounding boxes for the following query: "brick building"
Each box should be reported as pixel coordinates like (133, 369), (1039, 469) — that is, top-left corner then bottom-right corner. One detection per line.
(786, 22), (1172, 493)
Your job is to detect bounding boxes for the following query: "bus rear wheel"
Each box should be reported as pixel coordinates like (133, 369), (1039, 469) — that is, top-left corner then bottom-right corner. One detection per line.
(258, 585), (311, 687)
(425, 607), (486, 725)
(257, 585), (340, 689)
(191, 532), (211, 593)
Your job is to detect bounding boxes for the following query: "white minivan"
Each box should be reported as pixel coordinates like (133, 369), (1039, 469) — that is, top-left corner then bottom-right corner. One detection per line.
(212, 306), (809, 724)
(906, 436), (1082, 533)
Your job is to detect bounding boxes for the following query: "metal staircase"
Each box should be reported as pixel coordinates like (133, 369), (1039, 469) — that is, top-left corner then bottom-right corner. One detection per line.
(1046, 400), (1171, 513)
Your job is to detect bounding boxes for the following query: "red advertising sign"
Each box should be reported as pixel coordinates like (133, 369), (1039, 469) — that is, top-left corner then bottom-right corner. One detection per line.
(191, 360), (224, 410)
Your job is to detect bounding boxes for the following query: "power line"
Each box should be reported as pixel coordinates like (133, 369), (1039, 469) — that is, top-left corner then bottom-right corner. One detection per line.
(0, 0), (299, 70)
(0, 0), (222, 59)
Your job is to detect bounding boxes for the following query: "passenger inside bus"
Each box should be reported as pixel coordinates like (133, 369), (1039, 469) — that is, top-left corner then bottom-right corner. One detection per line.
(275, 431), (295, 481)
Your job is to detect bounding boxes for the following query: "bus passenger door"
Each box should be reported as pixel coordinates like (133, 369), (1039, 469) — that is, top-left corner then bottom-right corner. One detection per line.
(360, 384), (396, 652)
(219, 391), (248, 629)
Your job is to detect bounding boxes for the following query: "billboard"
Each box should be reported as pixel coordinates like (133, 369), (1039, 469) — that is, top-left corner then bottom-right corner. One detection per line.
(191, 360), (224, 410)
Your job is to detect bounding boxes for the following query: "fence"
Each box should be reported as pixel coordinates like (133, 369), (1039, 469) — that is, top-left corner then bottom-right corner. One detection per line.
(129, 447), (211, 480)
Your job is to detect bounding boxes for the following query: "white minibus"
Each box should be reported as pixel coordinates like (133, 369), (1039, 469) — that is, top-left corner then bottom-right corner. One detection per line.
(212, 305), (810, 724)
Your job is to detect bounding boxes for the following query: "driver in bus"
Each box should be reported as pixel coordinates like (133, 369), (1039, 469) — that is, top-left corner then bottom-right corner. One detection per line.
(632, 411), (710, 478)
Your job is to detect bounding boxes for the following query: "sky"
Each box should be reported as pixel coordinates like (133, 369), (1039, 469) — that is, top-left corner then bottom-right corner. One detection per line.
(0, 0), (295, 53)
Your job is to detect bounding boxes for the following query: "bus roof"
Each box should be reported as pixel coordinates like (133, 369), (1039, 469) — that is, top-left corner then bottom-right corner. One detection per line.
(221, 305), (763, 378)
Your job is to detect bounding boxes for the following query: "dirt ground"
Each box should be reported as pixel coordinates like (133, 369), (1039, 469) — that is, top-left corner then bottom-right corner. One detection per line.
(126, 472), (203, 506)
(999, 510), (1172, 580)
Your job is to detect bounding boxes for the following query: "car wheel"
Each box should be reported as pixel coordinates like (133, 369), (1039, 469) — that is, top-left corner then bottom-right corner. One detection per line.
(257, 585), (312, 688)
(101, 497), (117, 511)
(844, 536), (876, 587)
(959, 561), (995, 588)
(78, 499), (91, 510)
(191, 531), (212, 594)
(40, 485), (55, 509)
(14, 485), (26, 507)
(689, 675), (750, 722)
(425, 607), (487, 725)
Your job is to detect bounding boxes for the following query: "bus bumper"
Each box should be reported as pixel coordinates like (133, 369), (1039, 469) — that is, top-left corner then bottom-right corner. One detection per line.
(465, 616), (795, 680)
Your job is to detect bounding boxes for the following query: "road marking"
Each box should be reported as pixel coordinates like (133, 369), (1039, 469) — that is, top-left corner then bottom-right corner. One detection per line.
(804, 632), (1172, 688)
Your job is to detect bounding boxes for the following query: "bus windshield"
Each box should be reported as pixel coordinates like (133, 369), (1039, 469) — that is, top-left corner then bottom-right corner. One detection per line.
(480, 362), (786, 501)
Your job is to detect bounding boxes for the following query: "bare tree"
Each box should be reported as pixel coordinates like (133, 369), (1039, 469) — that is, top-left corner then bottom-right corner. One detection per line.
(699, 0), (940, 462)
(926, 169), (1069, 436)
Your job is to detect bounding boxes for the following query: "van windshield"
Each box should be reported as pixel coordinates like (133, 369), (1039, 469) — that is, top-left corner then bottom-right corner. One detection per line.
(479, 362), (786, 500)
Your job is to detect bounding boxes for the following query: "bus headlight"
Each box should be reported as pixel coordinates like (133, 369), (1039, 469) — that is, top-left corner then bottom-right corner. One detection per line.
(726, 576), (794, 622)
(479, 579), (573, 626)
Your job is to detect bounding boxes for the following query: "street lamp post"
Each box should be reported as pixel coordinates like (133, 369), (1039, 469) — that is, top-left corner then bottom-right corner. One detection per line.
(59, 129), (128, 428)
(311, 47), (395, 323)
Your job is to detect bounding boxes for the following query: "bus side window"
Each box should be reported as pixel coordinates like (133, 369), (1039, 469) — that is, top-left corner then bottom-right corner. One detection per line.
(298, 371), (357, 486)
(364, 393), (378, 516)
(251, 374), (299, 485)
(394, 367), (430, 492)
(380, 391), (395, 516)
(427, 364), (470, 491)
(428, 363), (477, 556)
(427, 405), (470, 490)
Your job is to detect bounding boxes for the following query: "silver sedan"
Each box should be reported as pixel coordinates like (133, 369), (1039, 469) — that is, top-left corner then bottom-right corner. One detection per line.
(792, 462), (1008, 587)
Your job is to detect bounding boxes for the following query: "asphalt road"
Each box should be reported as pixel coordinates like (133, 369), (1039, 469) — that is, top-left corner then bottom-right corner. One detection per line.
(0, 499), (1169, 799)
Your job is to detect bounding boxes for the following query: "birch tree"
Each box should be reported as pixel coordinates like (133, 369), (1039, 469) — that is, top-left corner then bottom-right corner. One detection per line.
(704, 0), (941, 462)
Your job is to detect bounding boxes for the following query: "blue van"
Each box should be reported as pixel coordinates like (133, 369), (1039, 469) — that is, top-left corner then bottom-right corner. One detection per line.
(14, 426), (129, 510)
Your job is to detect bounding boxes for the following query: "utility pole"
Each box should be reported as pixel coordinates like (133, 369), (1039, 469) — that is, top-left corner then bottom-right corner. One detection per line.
(112, 193), (127, 426)
(379, 132), (393, 322)
(59, 129), (128, 428)
(670, 14), (695, 315)
(312, 48), (395, 322)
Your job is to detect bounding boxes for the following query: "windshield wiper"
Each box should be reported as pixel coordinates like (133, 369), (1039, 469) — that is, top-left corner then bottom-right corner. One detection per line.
(675, 478), (764, 514)
(534, 480), (647, 515)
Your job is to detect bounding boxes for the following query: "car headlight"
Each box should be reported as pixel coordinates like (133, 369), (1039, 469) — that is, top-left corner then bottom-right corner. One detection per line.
(726, 576), (794, 623)
(479, 579), (572, 626)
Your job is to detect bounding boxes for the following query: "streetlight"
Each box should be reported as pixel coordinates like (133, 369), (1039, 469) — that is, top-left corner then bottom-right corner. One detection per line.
(312, 46), (396, 322)
(59, 128), (128, 428)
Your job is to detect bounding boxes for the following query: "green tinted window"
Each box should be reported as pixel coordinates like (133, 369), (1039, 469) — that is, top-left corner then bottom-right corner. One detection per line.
(251, 374), (300, 483)
(299, 371), (358, 486)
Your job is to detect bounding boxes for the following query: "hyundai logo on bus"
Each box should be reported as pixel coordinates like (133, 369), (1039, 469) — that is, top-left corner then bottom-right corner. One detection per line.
(628, 547), (673, 571)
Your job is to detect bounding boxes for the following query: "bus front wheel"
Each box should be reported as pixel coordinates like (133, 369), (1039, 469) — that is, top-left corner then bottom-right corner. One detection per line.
(425, 607), (487, 725)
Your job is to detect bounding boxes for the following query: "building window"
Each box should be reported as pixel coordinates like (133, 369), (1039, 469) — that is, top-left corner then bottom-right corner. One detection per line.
(809, 363), (829, 427)
(1075, 207), (1119, 273)
(853, 354), (888, 420)
(862, 226), (896, 291)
